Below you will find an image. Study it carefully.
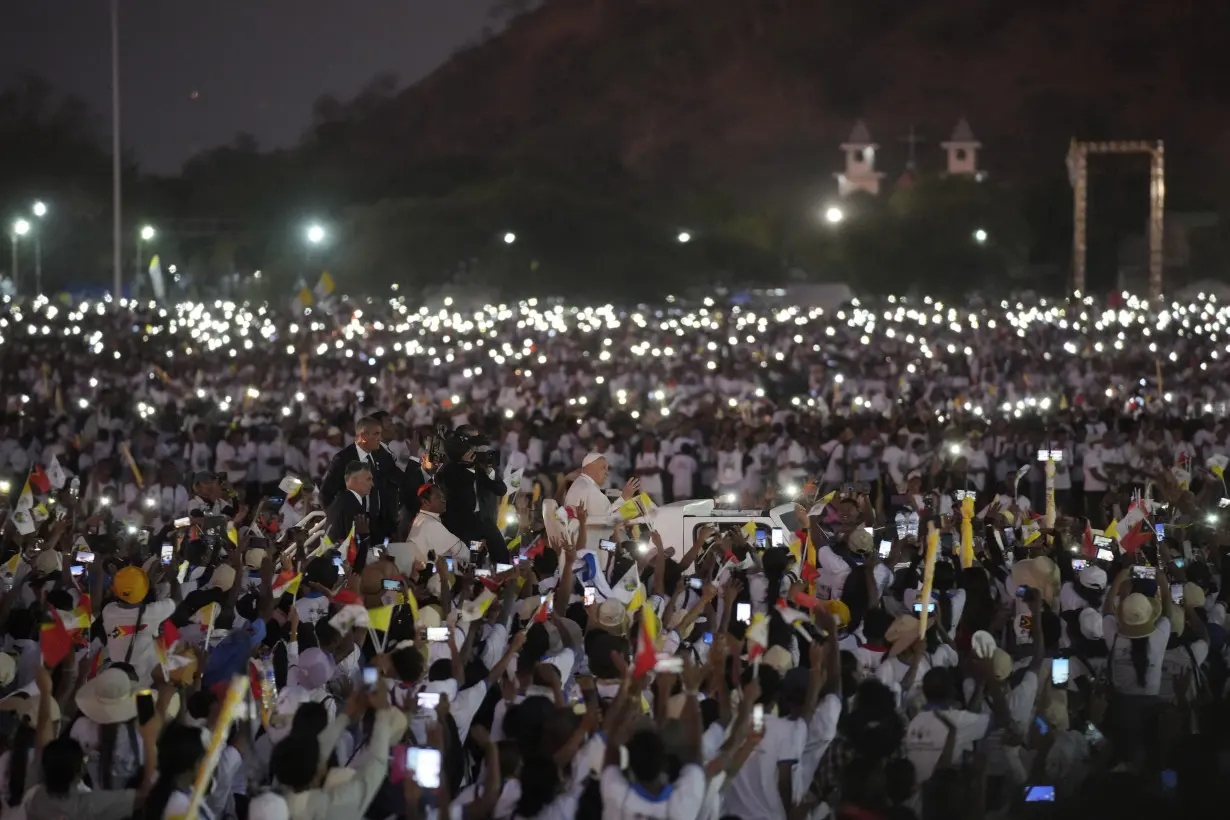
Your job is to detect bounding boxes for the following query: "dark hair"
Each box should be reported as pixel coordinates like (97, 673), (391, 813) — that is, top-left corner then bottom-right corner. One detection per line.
(626, 728), (666, 783)
(41, 737), (86, 795)
(1130, 636), (1150, 687)
(344, 461), (372, 480)
(7, 716), (35, 806)
(390, 647), (425, 684)
(145, 724), (206, 820)
(272, 735), (319, 790)
(515, 753), (561, 817)
(921, 667), (954, 704)
(290, 701), (330, 737)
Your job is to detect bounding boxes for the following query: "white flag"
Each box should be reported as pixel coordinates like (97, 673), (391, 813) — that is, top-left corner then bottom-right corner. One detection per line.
(148, 254), (166, 302)
(46, 455), (67, 491)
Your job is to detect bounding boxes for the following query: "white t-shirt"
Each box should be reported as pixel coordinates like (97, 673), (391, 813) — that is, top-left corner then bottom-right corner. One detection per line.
(599, 763), (706, 820)
(101, 599), (177, 684)
(1082, 448), (1107, 492)
(1104, 614), (1172, 695)
(905, 708), (991, 783)
(720, 713), (804, 820)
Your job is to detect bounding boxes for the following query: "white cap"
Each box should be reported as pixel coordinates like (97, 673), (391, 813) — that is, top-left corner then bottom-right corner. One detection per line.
(1079, 565), (1108, 591)
(1079, 607), (1104, 641)
(582, 452), (607, 468)
(248, 792), (290, 820)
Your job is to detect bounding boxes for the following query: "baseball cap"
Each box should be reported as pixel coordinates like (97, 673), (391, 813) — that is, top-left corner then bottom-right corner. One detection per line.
(192, 471), (218, 485)
(209, 565), (236, 592)
(113, 566), (149, 604)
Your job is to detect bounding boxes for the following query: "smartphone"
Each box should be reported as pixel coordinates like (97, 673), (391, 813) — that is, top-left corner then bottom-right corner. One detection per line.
(135, 690), (156, 725)
(583, 586), (597, 606)
(76, 550), (95, 564)
(362, 667), (378, 690)
(173, 517), (191, 529)
(445, 557), (454, 572)
(771, 529), (784, 547)
(940, 533), (954, 550)
(1034, 715), (1048, 736)
(1171, 583), (1185, 604)
(1173, 557), (1186, 569)
(752, 703), (765, 732)
(878, 539), (892, 559)
(599, 539), (617, 552)
(512, 555), (522, 565)
(1071, 558), (1087, 571)
(71, 565), (84, 577)
(1096, 548), (1115, 562)
(654, 656), (683, 674)
(382, 579), (401, 591)
(405, 747), (442, 789)
(688, 576), (704, 591)
(426, 627), (449, 642)
(1024, 785), (1055, 802)
(1155, 523), (1166, 541)
(1002, 527), (1015, 546)
(495, 562), (513, 573)
(1161, 769), (1177, 791)
(469, 540), (483, 551)
(1051, 657), (1070, 686)
(333, 556), (343, 568)
(1220, 498), (1230, 509)
(416, 691), (440, 710)
(475, 568), (491, 578)
(1132, 565), (1157, 580)
(160, 543), (174, 565)
(913, 601), (937, 614)
(1093, 534), (1113, 548)
(702, 632), (713, 645)
(1015, 585), (1028, 598)
(735, 602), (751, 624)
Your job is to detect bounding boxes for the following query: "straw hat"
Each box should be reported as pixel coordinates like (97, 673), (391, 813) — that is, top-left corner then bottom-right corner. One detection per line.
(2, 693), (61, 726)
(33, 550), (62, 575)
(0, 652), (16, 688)
(244, 549), (268, 572)
(75, 667), (137, 725)
(209, 565), (237, 593)
(1117, 592), (1162, 639)
(764, 646), (793, 675)
(991, 648), (1013, 682)
(596, 599), (628, 635)
(1183, 582), (1206, 609)
(885, 614), (922, 657)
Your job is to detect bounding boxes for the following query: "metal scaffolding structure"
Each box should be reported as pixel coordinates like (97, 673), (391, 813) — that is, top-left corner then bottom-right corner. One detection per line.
(1068, 139), (1165, 300)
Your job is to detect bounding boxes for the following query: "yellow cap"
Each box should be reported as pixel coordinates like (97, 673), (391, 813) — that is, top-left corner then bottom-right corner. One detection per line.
(113, 566), (149, 604)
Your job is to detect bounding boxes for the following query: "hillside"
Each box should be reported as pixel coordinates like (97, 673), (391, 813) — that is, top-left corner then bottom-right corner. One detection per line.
(373, 0), (1230, 204)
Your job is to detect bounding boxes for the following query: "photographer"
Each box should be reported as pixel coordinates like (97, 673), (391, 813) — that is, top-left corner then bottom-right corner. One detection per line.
(435, 425), (509, 562)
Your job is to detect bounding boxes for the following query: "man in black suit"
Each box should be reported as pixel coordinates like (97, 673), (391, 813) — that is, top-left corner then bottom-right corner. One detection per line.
(320, 416), (398, 543)
(325, 461), (373, 570)
(435, 427), (509, 562)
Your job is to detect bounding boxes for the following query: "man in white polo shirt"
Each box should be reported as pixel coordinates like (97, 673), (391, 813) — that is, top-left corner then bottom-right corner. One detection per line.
(564, 452), (640, 550)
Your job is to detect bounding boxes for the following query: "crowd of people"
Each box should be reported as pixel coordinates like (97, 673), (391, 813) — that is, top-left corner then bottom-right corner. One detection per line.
(0, 289), (1228, 819)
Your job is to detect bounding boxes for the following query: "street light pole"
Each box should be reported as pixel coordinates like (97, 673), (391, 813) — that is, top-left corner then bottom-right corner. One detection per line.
(110, 0), (123, 299)
(31, 201), (46, 294)
(10, 235), (16, 294)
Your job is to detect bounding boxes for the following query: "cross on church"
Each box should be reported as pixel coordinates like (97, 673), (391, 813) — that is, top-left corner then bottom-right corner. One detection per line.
(899, 125), (925, 171)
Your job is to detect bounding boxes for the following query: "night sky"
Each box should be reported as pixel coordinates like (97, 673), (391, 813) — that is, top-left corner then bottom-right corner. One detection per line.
(0, 0), (491, 174)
